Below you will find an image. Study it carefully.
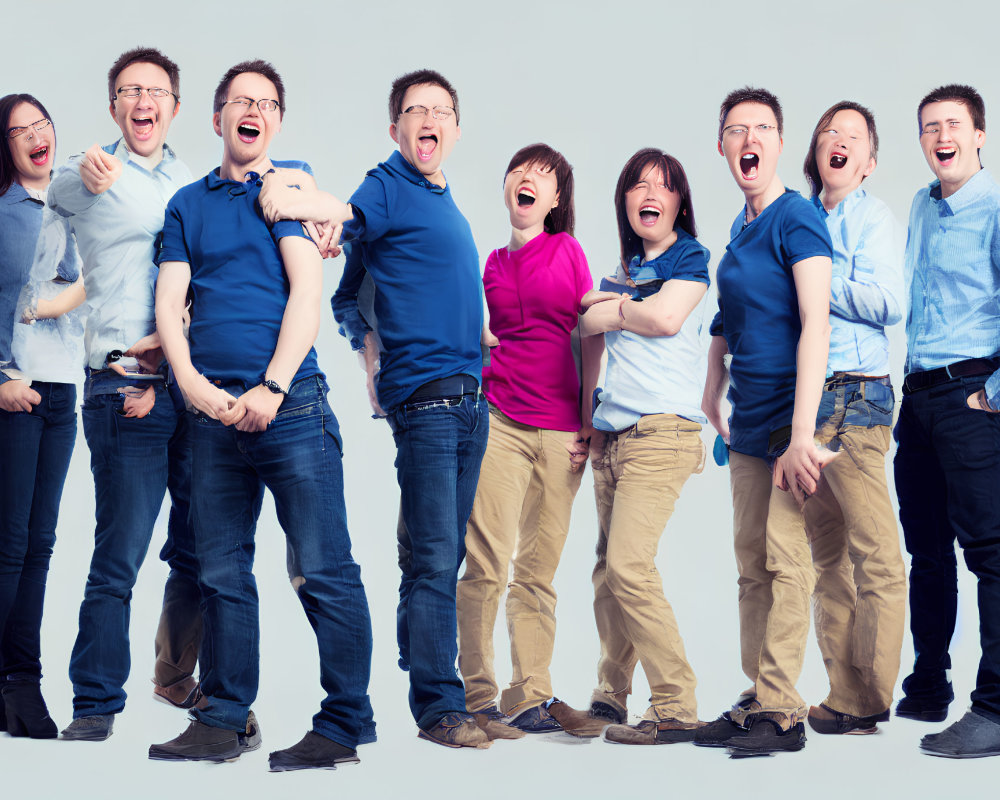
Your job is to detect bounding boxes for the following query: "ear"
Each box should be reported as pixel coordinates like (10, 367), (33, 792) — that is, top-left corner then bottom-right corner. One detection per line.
(863, 157), (876, 179)
(777, 136), (783, 154)
(456, 124), (461, 142)
(717, 140), (724, 156)
(108, 101), (117, 124)
(172, 100), (181, 120)
(976, 129), (986, 149)
(212, 111), (223, 138)
(552, 191), (559, 209)
(389, 122), (399, 144)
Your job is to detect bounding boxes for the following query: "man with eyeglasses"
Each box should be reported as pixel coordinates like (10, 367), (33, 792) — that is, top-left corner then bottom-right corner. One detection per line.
(149, 59), (374, 771)
(258, 68), (489, 750)
(699, 86), (833, 754)
(48, 46), (205, 744)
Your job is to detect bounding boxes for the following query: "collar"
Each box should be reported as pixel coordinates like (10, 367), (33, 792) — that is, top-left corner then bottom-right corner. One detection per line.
(1, 182), (39, 206)
(205, 165), (276, 197)
(382, 150), (447, 194)
(929, 167), (994, 214)
(110, 138), (177, 173)
(812, 185), (867, 218)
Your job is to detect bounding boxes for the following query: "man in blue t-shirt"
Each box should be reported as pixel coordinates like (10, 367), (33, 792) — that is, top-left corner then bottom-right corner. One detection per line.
(150, 60), (374, 772)
(258, 69), (490, 750)
(700, 87), (834, 754)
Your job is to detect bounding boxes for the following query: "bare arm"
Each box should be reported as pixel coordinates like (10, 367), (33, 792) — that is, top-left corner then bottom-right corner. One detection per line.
(773, 254), (836, 504)
(31, 276), (86, 320)
(579, 279), (706, 338)
(702, 334), (730, 442)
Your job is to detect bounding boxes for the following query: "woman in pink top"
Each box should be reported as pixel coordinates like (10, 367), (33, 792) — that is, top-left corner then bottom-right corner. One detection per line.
(457, 143), (603, 736)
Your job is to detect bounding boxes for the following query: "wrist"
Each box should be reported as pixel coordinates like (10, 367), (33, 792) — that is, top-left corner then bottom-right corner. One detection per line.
(262, 378), (288, 396)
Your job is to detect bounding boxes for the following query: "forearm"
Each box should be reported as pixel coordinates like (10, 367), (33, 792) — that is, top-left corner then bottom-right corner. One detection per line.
(701, 335), (730, 423)
(829, 276), (901, 327)
(579, 330), (605, 428)
(790, 319), (831, 440)
(34, 278), (86, 320)
(154, 265), (198, 387)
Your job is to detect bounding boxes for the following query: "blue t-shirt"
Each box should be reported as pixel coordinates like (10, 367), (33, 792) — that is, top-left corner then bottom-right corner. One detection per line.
(712, 189), (832, 458)
(341, 150), (482, 413)
(594, 230), (710, 431)
(156, 162), (318, 388)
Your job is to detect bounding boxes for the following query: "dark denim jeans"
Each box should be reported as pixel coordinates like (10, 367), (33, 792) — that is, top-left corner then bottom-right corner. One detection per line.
(188, 376), (374, 748)
(0, 382), (76, 683)
(69, 371), (198, 717)
(388, 391), (488, 730)
(894, 373), (1000, 721)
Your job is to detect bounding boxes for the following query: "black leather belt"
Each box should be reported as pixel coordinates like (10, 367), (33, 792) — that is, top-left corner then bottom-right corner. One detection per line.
(903, 358), (1000, 395)
(407, 374), (480, 402)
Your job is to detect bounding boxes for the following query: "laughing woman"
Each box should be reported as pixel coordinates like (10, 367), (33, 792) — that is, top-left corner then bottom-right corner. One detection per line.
(0, 93), (85, 738)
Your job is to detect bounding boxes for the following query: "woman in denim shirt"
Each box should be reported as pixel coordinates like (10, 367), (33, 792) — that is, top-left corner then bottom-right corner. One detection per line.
(0, 93), (85, 738)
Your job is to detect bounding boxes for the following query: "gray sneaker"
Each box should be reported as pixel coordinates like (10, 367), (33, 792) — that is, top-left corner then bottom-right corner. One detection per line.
(61, 714), (114, 742)
(148, 720), (242, 762)
(920, 711), (1000, 759)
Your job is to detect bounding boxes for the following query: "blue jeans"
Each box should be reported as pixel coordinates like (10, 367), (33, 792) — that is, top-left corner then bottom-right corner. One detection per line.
(388, 391), (488, 730)
(815, 373), (894, 439)
(0, 382), (76, 683)
(69, 371), (198, 717)
(894, 373), (1000, 721)
(188, 376), (374, 748)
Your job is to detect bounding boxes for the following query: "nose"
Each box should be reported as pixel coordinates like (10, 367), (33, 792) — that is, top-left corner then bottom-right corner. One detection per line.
(745, 126), (759, 145)
(136, 90), (154, 109)
(25, 128), (35, 142)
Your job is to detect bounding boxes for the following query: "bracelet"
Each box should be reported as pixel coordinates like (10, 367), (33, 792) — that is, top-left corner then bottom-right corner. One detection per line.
(618, 297), (628, 330)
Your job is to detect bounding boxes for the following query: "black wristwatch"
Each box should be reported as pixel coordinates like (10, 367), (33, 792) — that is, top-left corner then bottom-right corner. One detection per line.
(262, 379), (286, 395)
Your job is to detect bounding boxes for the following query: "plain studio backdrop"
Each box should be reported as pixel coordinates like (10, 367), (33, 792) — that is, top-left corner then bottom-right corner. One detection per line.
(1, 0), (997, 796)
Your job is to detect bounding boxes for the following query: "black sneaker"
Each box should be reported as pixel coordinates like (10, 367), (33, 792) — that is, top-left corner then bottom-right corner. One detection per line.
(693, 712), (749, 748)
(896, 694), (950, 723)
(268, 731), (360, 771)
(724, 718), (806, 753)
(807, 704), (887, 735)
(148, 720), (242, 762)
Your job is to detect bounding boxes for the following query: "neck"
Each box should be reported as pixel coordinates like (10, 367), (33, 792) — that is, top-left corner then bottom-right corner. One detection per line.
(642, 229), (678, 262)
(820, 182), (859, 211)
(940, 167), (981, 199)
(221, 153), (272, 182)
(508, 224), (544, 252)
(17, 173), (50, 192)
(127, 144), (164, 169)
(744, 175), (785, 222)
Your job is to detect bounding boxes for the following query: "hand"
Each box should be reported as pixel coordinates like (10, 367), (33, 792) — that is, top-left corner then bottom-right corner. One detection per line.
(773, 437), (839, 507)
(125, 332), (164, 373)
(79, 144), (123, 195)
(579, 289), (626, 311)
(580, 294), (631, 335)
(303, 221), (342, 259)
(258, 173), (303, 224)
(224, 385), (284, 432)
(0, 380), (41, 412)
(359, 332), (386, 416)
(180, 374), (238, 421)
(589, 429), (607, 463)
(117, 384), (156, 418)
(566, 425), (594, 472)
(481, 326), (499, 348)
(967, 389), (998, 412)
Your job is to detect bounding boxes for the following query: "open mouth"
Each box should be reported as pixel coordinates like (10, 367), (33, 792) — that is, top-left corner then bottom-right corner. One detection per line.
(740, 153), (759, 178)
(638, 204), (661, 225)
(237, 123), (260, 143)
(517, 187), (536, 207)
(417, 134), (438, 162)
(935, 147), (956, 165)
(132, 116), (154, 137)
(29, 145), (49, 166)
(829, 154), (847, 169)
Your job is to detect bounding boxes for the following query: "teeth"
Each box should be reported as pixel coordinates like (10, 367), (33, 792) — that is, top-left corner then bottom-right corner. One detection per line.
(639, 205), (660, 214)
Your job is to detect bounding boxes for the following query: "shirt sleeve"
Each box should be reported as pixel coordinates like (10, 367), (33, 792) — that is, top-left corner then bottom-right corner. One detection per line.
(569, 237), (594, 300)
(155, 197), (191, 266)
(342, 172), (391, 243)
(830, 202), (904, 328)
(331, 241), (374, 351)
(663, 241), (711, 286)
(54, 214), (81, 283)
(272, 219), (310, 241)
(47, 158), (102, 219)
(781, 197), (834, 266)
(709, 298), (724, 338)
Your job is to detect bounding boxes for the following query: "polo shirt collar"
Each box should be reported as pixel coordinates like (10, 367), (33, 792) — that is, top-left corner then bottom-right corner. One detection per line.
(929, 167), (993, 215)
(383, 150), (447, 194)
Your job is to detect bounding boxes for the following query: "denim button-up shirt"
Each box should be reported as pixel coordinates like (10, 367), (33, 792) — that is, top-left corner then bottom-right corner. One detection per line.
(48, 139), (192, 370)
(904, 168), (1000, 406)
(812, 188), (903, 376)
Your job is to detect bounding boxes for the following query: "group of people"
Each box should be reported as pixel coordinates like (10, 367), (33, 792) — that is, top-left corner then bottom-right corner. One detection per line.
(2, 45), (999, 772)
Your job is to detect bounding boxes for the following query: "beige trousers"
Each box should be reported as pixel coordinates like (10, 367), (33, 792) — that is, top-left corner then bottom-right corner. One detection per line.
(457, 406), (583, 715)
(805, 425), (906, 717)
(729, 451), (814, 718)
(591, 415), (704, 723)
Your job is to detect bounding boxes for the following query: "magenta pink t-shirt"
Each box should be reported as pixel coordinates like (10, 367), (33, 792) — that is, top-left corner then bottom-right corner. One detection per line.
(482, 231), (593, 432)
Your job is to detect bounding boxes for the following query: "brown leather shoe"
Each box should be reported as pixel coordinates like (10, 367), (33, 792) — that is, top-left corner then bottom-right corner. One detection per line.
(604, 718), (705, 745)
(418, 714), (492, 749)
(473, 706), (526, 740)
(152, 677), (202, 710)
(546, 700), (614, 738)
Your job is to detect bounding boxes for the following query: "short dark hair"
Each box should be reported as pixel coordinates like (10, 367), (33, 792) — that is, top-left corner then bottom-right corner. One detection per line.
(719, 86), (783, 140)
(614, 148), (698, 267)
(213, 59), (286, 117)
(803, 101), (879, 197)
(107, 46), (180, 103)
(0, 93), (55, 196)
(388, 69), (459, 124)
(504, 143), (575, 237)
(917, 83), (986, 133)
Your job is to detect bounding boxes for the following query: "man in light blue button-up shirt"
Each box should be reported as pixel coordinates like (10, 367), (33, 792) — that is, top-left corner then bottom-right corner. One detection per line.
(48, 47), (203, 743)
(799, 101), (907, 738)
(894, 84), (1000, 759)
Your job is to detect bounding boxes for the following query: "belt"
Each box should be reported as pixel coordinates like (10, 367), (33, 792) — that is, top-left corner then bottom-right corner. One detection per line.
(407, 374), (480, 402)
(903, 358), (1000, 395)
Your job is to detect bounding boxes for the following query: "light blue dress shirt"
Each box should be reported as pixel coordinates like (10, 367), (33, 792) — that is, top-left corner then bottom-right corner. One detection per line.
(812, 188), (903, 376)
(904, 168), (1000, 406)
(48, 139), (192, 370)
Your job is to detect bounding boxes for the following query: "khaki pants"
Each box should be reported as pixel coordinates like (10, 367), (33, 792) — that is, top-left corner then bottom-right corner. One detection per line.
(152, 574), (203, 689)
(805, 425), (905, 717)
(457, 406), (583, 715)
(729, 452), (814, 718)
(591, 415), (704, 722)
